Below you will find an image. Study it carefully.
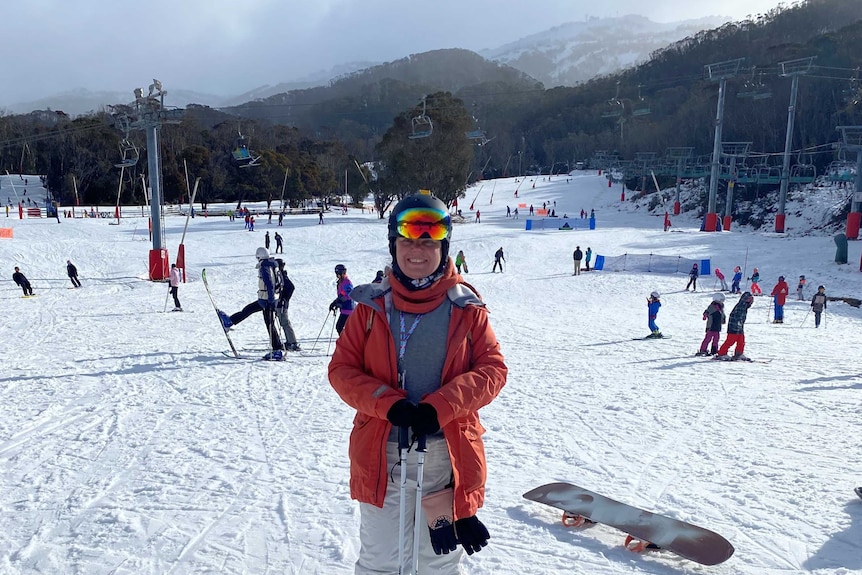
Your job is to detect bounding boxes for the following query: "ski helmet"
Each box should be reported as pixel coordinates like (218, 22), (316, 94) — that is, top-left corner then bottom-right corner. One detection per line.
(734, 266), (740, 272)
(255, 247), (269, 260)
(713, 292), (725, 303)
(817, 285), (825, 290)
(740, 292), (754, 306)
(714, 268), (720, 274)
(650, 291), (660, 299)
(387, 193), (452, 265)
(334, 264), (347, 275)
(778, 275), (785, 281)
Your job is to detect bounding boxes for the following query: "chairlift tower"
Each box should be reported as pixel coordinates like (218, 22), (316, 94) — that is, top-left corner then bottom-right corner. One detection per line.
(775, 57), (814, 233)
(703, 58), (743, 232)
(122, 81), (184, 279)
(836, 126), (862, 240)
(666, 147), (693, 215)
(635, 152), (656, 192)
(720, 142), (752, 231)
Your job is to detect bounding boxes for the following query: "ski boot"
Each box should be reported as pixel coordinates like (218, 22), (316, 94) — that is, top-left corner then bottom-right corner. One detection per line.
(218, 310), (233, 330)
(263, 349), (284, 361)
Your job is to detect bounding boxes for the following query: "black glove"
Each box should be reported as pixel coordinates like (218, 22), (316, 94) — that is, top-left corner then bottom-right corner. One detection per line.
(455, 516), (490, 555)
(412, 403), (440, 436)
(429, 520), (457, 555)
(386, 399), (416, 428)
(329, 299), (339, 312)
(423, 488), (457, 555)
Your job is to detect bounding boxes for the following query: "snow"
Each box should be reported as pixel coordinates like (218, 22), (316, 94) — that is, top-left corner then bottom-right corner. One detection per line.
(1, 170), (861, 574)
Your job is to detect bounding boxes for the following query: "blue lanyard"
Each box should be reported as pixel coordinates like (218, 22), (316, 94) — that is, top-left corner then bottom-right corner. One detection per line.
(398, 311), (423, 362)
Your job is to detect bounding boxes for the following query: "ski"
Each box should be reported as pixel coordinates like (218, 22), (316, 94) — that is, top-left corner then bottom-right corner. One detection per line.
(855, 487), (862, 500)
(709, 355), (772, 363)
(632, 335), (671, 340)
(202, 269), (240, 358)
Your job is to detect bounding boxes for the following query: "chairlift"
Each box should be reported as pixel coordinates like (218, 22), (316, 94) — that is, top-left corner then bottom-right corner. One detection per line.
(232, 131), (261, 168)
(114, 139), (140, 169)
(737, 69), (772, 100)
(632, 85), (651, 116)
(408, 98), (433, 140)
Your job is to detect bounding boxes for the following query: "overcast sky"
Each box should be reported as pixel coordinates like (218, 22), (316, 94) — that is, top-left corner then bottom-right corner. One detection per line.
(4, 0), (785, 105)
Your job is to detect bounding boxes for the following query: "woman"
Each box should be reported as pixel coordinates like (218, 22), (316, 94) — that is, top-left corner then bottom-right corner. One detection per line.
(328, 193), (507, 574)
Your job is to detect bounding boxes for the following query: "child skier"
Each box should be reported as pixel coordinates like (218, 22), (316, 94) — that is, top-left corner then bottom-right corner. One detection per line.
(770, 276), (789, 323)
(810, 285), (827, 328)
(731, 266), (743, 294)
(685, 263), (699, 291)
(455, 250), (469, 274)
(696, 293), (726, 356)
(646, 291), (662, 338)
(329, 264), (354, 335)
(797, 275), (806, 300)
(714, 292), (755, 360)
(749, 267), (762, 295)
(714, 268), (728, 291)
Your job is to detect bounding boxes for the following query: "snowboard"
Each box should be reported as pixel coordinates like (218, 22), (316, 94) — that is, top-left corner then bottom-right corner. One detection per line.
(523, 482), (734, 566)
(633, 335), (671, 340)
(202, 269), (240, 358)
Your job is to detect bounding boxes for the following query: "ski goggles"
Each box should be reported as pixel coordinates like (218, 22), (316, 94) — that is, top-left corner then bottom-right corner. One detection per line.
(393, 207), (451, 241)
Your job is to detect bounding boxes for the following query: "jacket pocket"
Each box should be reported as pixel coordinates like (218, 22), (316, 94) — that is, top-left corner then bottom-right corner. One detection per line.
(456, 419), (486, 492)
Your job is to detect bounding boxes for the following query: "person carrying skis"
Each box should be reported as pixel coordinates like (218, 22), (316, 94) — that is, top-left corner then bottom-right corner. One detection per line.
(646, 291), (662, 338)
(217, 247), (284, 360)
(274, 259), (300, 351)
(715, 292), (755, 360)
(731, 266), (743, 294)
(685, 263), (699, 291)
(66, 259), (82, 288)
(696, 293), (726, 356)
(714, 267), (728, 291)
(572, 246), (583, 276)
(12, 266), (33, 296)
(328, 193), (507, 573)
(810, 285), (827, 328)
(168, 263), (183, 311)
(797, 275), (806, 300)
(748, 267), (762, 295)
(329, 264), (354, 335)
(770, 275), (789, 323)
(585, 247), (592, 271)
(492, 247), (505, 273)
(455, 250), (469, 274)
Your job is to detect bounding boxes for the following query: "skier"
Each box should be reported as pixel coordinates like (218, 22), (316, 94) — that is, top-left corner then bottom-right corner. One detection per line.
(797, 275), (806, 300)
(372, 269), (385, 284)
(274, 232), (283, 254)
(66, 259), (82, 288)
(810, 285), (827, 328)
(275, 259), (300, 351)
(714, 292), (755, 360)
(748, 267), (762, 295)
(475, 210), (481, 223)
(264, 231), (270, 251)
(327, 193), (506, 572)
(696, 293), (726, 356)
(646, 291), (662, 338)
(12, 266), (33, 296)
(572, 246), (583, 276)
(770, 275), (789, 323)
(492, 247), (505, 273)
(217, 248), (284, 360)
(714, 267), (728, 291)
(684, 263), (699, 291)
(168, 263), (183, 311)
(585, 247), (592, 271)
(731, 266), (743, 294)
(455, 250), (469, 274)
(329, 264), (354, 335)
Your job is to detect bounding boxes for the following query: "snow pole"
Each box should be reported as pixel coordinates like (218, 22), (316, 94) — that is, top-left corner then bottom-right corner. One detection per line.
(741, 246), (749, 287)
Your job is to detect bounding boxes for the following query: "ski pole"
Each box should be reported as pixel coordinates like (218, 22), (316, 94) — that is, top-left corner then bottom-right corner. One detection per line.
(799, 308), (810, 327)
(397, 424), (409, 575)
(309, 311), (331, 352)
(326, 310), (337, 356)
(412, 434), (427, 575)
(163, 287), (170, 312)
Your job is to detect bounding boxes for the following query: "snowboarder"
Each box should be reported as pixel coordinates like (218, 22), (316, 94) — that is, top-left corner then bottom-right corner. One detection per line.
(585, 247), (592, 271)
(748, 267), (762, 295)
(715, 292), (755, 360)
(12, 266), (33, 296)
(685, 263), (699, 291)
(217, 248), (284, 360)
(455, 250), (469, 274)
(696, 293), (726, 356)
(731, 266), (743, 294)
(770, 276), (789, 323)
(275, 259), (300, 351)
(274, 232), (283, 254)
(810, 285), (827, 328)
(168, 263), (182, 310)
(329, 264), (354, 335)
(327, 192), (505, 572)
(714, 268), (728, 291)
(572, 246), (583, 275)
(796, 275), (806, 300)
(646, 291), (662, 338)
(66, 259), (82, 288)
(492, 247), (505, 273)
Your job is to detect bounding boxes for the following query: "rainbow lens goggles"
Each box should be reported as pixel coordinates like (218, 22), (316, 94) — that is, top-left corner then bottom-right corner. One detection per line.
(394, 207), (451, 241)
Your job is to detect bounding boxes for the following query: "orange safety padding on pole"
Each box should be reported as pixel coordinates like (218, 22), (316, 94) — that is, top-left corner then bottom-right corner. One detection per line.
(846, 212), (861, 240)
(149, 248), (170, 281)
(723, 215), (733, 231)
(774, 213), (786, 233)
(0, 228), (13, 238)
(176, 244), (186, 282)
(673, 200), (681, 215)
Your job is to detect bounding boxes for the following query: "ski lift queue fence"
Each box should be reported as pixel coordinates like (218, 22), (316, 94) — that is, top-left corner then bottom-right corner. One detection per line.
(13, 204), (327, 220)
(523, 207), (596, 231)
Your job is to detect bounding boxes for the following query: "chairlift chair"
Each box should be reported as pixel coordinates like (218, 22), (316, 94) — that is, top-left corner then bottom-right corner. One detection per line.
(114, 139), (140, 169)
(232, 133), (261, 167)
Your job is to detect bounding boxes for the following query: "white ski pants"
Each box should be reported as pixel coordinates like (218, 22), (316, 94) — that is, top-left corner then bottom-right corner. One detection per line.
(355, 438), (465, 575)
